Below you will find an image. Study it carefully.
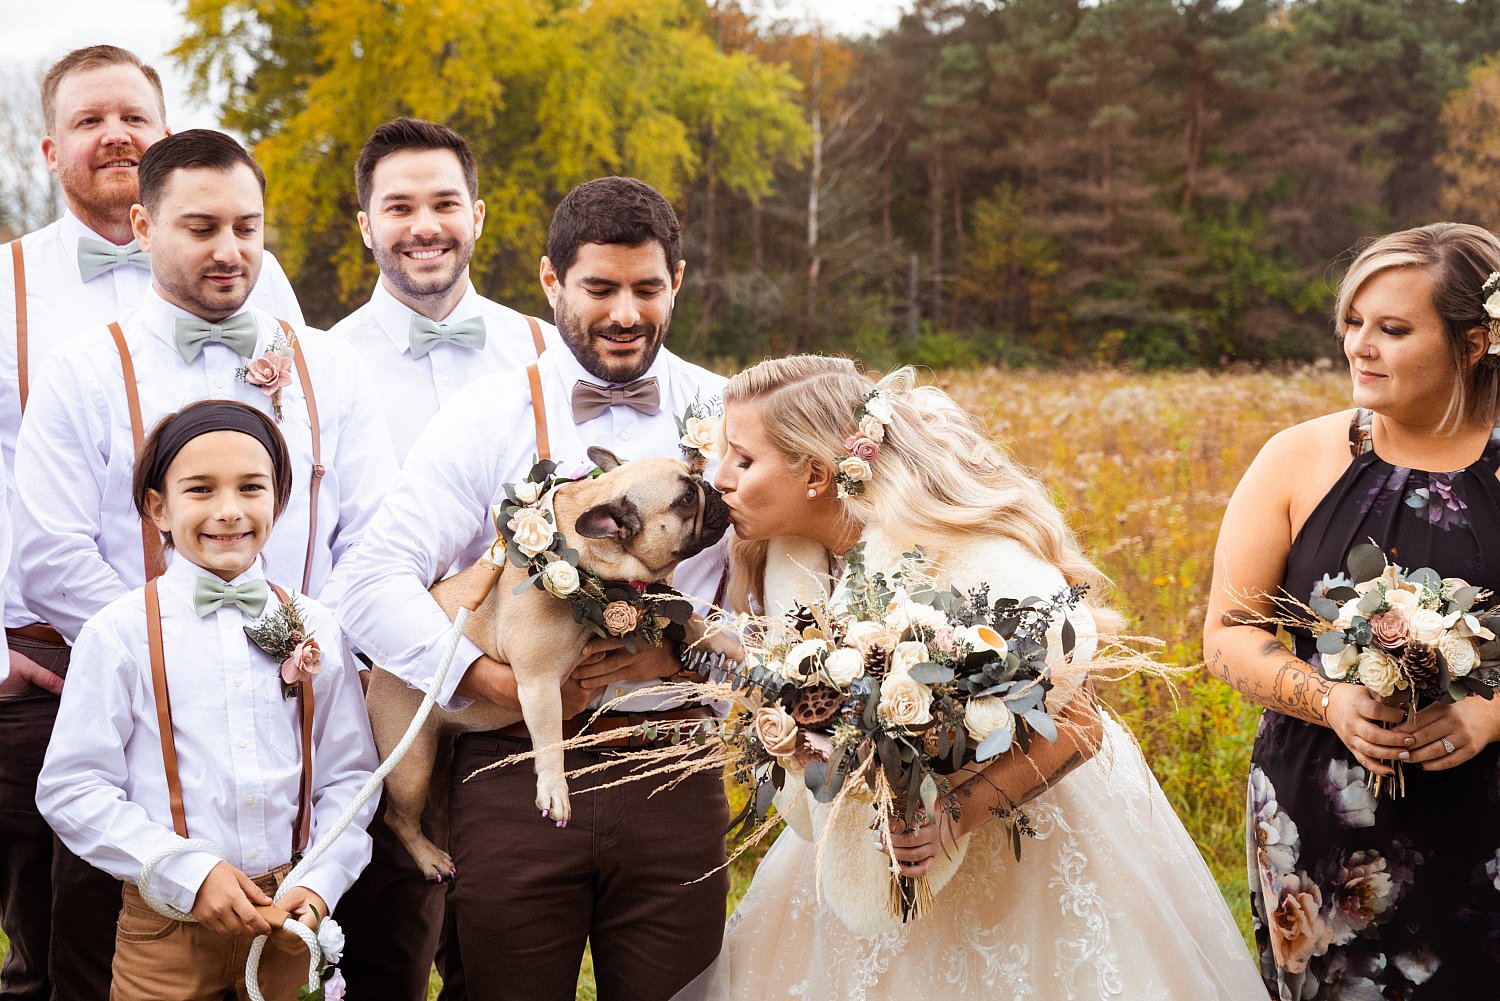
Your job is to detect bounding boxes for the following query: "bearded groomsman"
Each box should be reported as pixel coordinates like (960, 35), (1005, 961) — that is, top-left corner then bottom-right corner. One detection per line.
(11, 129), (395, 1000)
(0, 47), (302, 1001)
(327, 116), (554, 999)
(342, 176), (730, 1000)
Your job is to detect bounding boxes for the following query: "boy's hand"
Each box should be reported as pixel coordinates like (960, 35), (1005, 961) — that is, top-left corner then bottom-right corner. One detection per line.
(191, 862), (275, 938)
(271, 886), (329, 956)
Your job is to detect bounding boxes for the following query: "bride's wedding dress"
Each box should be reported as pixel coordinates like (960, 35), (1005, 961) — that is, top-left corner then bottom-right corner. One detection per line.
(677, 533), (1264, 1000)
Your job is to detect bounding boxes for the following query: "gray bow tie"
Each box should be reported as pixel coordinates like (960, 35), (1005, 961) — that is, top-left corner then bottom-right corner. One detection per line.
(192, 576), (270, 619)
(172, 313), (260, 363)
(77, 237), (150, 283)
(570, 377), (661, 423)
(409, 314), (486, 359)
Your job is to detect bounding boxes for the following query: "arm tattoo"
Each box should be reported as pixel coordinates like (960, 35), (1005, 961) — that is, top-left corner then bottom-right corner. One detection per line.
(1209, 637), (1333, 724)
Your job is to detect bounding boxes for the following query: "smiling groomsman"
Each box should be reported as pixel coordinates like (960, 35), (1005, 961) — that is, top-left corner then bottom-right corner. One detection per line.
(11, 128), (394, 1000)
(327, 116), (554, 1000)
(0, 47), (303, 1001)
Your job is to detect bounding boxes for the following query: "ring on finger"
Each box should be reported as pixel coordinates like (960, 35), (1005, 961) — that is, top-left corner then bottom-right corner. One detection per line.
(1441, 737), (1456, 755)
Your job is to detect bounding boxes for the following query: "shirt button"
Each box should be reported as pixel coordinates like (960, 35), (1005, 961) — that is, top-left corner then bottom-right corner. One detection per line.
(614, 687), (624, 697)
(438, 375), (451, 385)
(233, 678), (243, 687)
(249, 848), (260, 859)
(620, 430), (633, 442)
(245, 795), (255, 805)
(213, 379), (225, 390)
(239, 739), (249, 748)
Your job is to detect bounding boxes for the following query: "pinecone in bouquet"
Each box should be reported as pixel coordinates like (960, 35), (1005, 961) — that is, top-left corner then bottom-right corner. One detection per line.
(791, 684), (844, 727)
(1400, 641), (1443, 701)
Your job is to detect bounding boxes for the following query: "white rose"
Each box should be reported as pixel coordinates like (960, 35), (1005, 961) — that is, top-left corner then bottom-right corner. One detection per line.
(822, 647), (865, 686)
(838, 455), (872, 483)
(956, 623), (1007, 657)
(1334, 598), (1364, 630)
(890, 641), (929, 676)
(858, 413), (885, 443)
(316, 917), (346, 965)
(1486, 288), (1500, 320)
(863, 395), (894, 425)
(845, 620), (886, 644)
(783, 639), (828, 683)
(1320, 642), (1360, 679)
(963, 695), (1015, 743)
(512, 479), (544, 505)
(1439, 632), (1480, 678)
(902, 601), (947, 633)
(541, 560), (580, 597)
(679, 416), (719, 457)
(508, 507), (554, 558)
(1356, 647), (1405, 699)
(1383, 588), (1419, 614)
(877, 672), (932, 730)
(1408, 608), (1445, 645)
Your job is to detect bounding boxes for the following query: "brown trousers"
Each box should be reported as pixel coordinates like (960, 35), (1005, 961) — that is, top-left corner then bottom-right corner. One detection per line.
(109, 866), (307, 1001)
(447, 733), (729, 1001)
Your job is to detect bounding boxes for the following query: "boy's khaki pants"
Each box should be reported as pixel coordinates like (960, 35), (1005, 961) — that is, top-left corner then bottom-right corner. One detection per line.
(109, 864), (310, 1001)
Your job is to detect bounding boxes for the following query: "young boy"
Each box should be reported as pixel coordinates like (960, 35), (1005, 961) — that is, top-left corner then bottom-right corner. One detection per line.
(37, 399), (377, 1000)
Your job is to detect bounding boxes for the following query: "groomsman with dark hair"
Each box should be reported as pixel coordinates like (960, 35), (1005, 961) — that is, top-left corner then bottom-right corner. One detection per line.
(0, 47), (302, 1000)
(343, 175), (731, 1001)
(328, 115), (556, 999)
(10, 127), (394, 1000)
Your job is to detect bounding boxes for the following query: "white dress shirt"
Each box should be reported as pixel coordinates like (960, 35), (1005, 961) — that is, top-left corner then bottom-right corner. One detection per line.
(340, 342), (727, 710)
(12, 289), (397, 640)
(36, 556), (377, 914)
(328, 280), (556, 463)
(0, 210), (304, 627)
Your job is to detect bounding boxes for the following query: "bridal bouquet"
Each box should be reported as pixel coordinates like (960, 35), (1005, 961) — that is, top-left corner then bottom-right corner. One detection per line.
(1305, 542), (1500, 795)
(722, 544), (1087, 921)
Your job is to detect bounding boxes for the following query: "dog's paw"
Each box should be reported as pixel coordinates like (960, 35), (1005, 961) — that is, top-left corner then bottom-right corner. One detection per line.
(536, 778), (572, 828)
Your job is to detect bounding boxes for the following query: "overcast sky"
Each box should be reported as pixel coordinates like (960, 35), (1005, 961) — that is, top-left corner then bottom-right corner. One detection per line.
(0, 0), (910, 132)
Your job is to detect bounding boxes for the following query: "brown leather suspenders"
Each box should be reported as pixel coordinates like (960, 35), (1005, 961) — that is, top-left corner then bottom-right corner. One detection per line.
(10, 241), (27, 411)
(108, 319), (322, 592)
(524, 314), (550, 460)
(145, 578), (315, 852)
(525, 315), (545, 356)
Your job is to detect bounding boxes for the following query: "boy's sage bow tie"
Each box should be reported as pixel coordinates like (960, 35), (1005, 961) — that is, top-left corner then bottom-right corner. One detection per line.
(192, 577), (270, 618)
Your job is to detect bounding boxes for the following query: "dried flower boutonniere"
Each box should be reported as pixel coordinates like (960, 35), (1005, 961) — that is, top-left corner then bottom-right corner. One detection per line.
(245, 594), (320, 699)
(238, 327), (296, 420)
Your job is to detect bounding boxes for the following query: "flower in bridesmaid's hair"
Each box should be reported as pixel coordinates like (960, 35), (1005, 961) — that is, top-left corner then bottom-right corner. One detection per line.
(280, 637), (322, 688)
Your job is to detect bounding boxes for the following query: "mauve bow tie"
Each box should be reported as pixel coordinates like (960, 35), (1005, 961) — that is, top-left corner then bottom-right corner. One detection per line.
(409, 314), (487, 359)
(77, 238), (150, 283)
(570, 377), (661, 423)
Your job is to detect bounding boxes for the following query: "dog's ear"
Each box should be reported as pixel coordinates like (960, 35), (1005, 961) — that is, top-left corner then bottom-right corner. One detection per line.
(575, 499), (642, 540)
(587, 446), (623, 472)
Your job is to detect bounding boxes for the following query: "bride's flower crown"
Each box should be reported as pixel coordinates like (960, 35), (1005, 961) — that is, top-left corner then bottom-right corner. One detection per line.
(1481, 272), (1500, 362)
(834, 388), (894, 498)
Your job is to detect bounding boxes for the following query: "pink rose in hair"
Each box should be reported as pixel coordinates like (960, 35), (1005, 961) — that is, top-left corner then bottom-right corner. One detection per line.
(244, 352), (294, 396)
(844, 433), (880, 463)
(280, 637), (323, 687)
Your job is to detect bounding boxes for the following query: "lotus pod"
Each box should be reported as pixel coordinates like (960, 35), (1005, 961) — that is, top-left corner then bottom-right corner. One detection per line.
(791, 685), (844, 727)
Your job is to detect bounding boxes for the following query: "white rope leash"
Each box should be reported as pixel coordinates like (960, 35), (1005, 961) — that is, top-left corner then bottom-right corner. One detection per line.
(138, 608), (475, 1000)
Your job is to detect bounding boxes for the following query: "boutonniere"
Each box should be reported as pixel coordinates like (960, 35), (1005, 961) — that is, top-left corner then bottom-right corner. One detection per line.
(244, 594), (321, 699)
(237, 326), (296, 421)
(676, 396), (722, 474)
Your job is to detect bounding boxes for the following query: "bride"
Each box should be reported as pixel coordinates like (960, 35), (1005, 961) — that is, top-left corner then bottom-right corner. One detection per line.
(682, 356), (1262, 999)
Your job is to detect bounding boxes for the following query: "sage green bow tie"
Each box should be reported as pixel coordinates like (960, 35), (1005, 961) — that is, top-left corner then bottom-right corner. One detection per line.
(173, 313), (259, 363)
(409, 314), (487, 359)
(191, 576), (270, 618)
(77, 237), (150, 283)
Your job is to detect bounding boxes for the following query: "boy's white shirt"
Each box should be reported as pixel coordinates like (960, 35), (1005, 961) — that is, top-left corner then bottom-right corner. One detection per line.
(36, 554), (377, 914)
(11, 288), (398, 641)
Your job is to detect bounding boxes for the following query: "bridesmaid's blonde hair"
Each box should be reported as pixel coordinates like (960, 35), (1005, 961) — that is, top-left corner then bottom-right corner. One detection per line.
(722, 355), (1108, 612)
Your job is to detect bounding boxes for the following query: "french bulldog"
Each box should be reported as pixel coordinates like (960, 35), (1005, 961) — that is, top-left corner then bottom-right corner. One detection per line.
(365, 447), (731, 881)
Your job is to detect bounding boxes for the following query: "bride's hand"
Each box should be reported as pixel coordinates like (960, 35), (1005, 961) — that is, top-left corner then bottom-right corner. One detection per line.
(1395, 696), (1500, 771)
(1323, 682), (1408, 776)
(881, 805), (962, 878)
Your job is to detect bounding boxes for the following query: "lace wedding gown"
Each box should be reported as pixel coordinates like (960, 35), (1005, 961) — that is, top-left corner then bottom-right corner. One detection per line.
(676, 534), (1264, 1000)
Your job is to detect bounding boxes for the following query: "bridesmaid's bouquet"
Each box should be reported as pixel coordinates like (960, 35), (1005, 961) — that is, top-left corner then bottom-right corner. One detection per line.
(1303, 542), (1500, 796)
(719, 544), (1088, 923)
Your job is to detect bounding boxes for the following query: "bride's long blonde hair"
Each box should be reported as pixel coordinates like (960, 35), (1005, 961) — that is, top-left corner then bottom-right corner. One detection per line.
(723, 355), (1109, 611)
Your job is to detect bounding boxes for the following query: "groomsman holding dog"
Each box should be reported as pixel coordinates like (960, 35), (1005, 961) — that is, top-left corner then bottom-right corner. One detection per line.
(342, 176), (730, 1000)
(0, 47), (302, 1001)
(11, 129), (394, 1000)
(327, 116), (556, 1000)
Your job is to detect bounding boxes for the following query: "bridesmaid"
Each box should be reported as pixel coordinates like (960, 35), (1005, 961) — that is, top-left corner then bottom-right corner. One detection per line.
(1206, 222), (1500, 998)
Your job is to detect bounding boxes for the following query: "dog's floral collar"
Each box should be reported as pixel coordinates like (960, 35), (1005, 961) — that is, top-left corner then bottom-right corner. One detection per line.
(496, 459), (694, 652)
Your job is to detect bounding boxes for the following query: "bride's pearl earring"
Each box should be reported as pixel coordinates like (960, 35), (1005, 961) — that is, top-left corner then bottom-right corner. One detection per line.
(807, 488), (817, 498)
